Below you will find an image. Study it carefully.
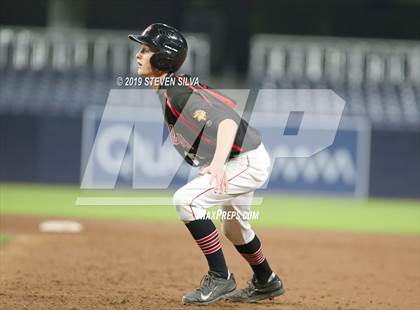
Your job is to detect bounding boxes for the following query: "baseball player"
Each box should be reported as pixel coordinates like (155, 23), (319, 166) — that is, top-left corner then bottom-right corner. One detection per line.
(128, 23), (284, 305)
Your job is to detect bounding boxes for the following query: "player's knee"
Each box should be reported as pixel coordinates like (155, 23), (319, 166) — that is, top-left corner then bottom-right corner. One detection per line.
(173, 189), (194, 221)
(173, 188), (192, 207)
(175, 204), (193, 222)
(221, 221), (234, 241)
(222, 225), (243, 244)
(221, 221), (254, 245)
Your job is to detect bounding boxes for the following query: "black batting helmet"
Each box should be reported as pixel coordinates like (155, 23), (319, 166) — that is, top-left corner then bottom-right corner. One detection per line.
(128, 23), (188, 72)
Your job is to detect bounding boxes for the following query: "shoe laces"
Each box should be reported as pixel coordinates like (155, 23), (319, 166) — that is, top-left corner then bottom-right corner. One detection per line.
(197, 273), (216, 293)
(241, 277), (257, 295)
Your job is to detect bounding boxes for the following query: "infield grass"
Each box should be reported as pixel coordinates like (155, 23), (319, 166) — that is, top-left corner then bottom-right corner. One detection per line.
(0, 233), (10, 246)
(1, 183), (419, 235)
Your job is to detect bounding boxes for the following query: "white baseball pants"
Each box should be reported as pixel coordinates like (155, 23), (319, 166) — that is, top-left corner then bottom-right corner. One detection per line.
(173, 143), (271, 245)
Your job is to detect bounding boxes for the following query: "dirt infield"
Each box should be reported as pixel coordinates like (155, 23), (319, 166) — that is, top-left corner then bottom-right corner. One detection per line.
(0, 215), (419, 310)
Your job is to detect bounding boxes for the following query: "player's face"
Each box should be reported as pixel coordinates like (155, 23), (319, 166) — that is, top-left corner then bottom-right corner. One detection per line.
(136, 44), (155, 76)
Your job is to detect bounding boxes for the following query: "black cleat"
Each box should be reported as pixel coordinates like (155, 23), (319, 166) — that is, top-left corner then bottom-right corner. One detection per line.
(226, 272), (285, 303)
(182, 271), (236, 305)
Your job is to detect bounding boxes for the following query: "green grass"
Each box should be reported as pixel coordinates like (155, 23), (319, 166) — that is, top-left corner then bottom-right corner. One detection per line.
(0, 183), (419, 235)
(0, 233), (10, 246)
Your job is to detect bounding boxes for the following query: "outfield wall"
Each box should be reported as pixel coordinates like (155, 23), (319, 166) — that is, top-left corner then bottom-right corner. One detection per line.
(1, 113), (419, 198)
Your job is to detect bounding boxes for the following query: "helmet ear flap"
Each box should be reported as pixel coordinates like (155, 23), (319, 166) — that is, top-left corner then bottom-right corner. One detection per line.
(150, 51), (174, 72)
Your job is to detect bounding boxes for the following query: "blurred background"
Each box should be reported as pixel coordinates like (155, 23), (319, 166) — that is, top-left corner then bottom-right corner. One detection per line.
(0, 0), (419, 199)
(1, 4), (419, 309)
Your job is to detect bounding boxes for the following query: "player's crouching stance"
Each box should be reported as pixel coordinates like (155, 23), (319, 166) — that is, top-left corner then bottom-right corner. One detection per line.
(128, 23), (284, 305)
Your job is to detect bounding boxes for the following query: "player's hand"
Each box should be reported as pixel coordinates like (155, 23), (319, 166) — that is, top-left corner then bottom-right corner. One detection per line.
(199, 163), (228, 194)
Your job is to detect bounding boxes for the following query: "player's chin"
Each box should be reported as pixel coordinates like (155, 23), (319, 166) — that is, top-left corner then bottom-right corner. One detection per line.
(138, 67), (152, 77)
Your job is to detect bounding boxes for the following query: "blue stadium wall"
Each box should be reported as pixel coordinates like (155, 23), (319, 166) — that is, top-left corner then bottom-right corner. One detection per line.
(1, 113), (419, 199)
